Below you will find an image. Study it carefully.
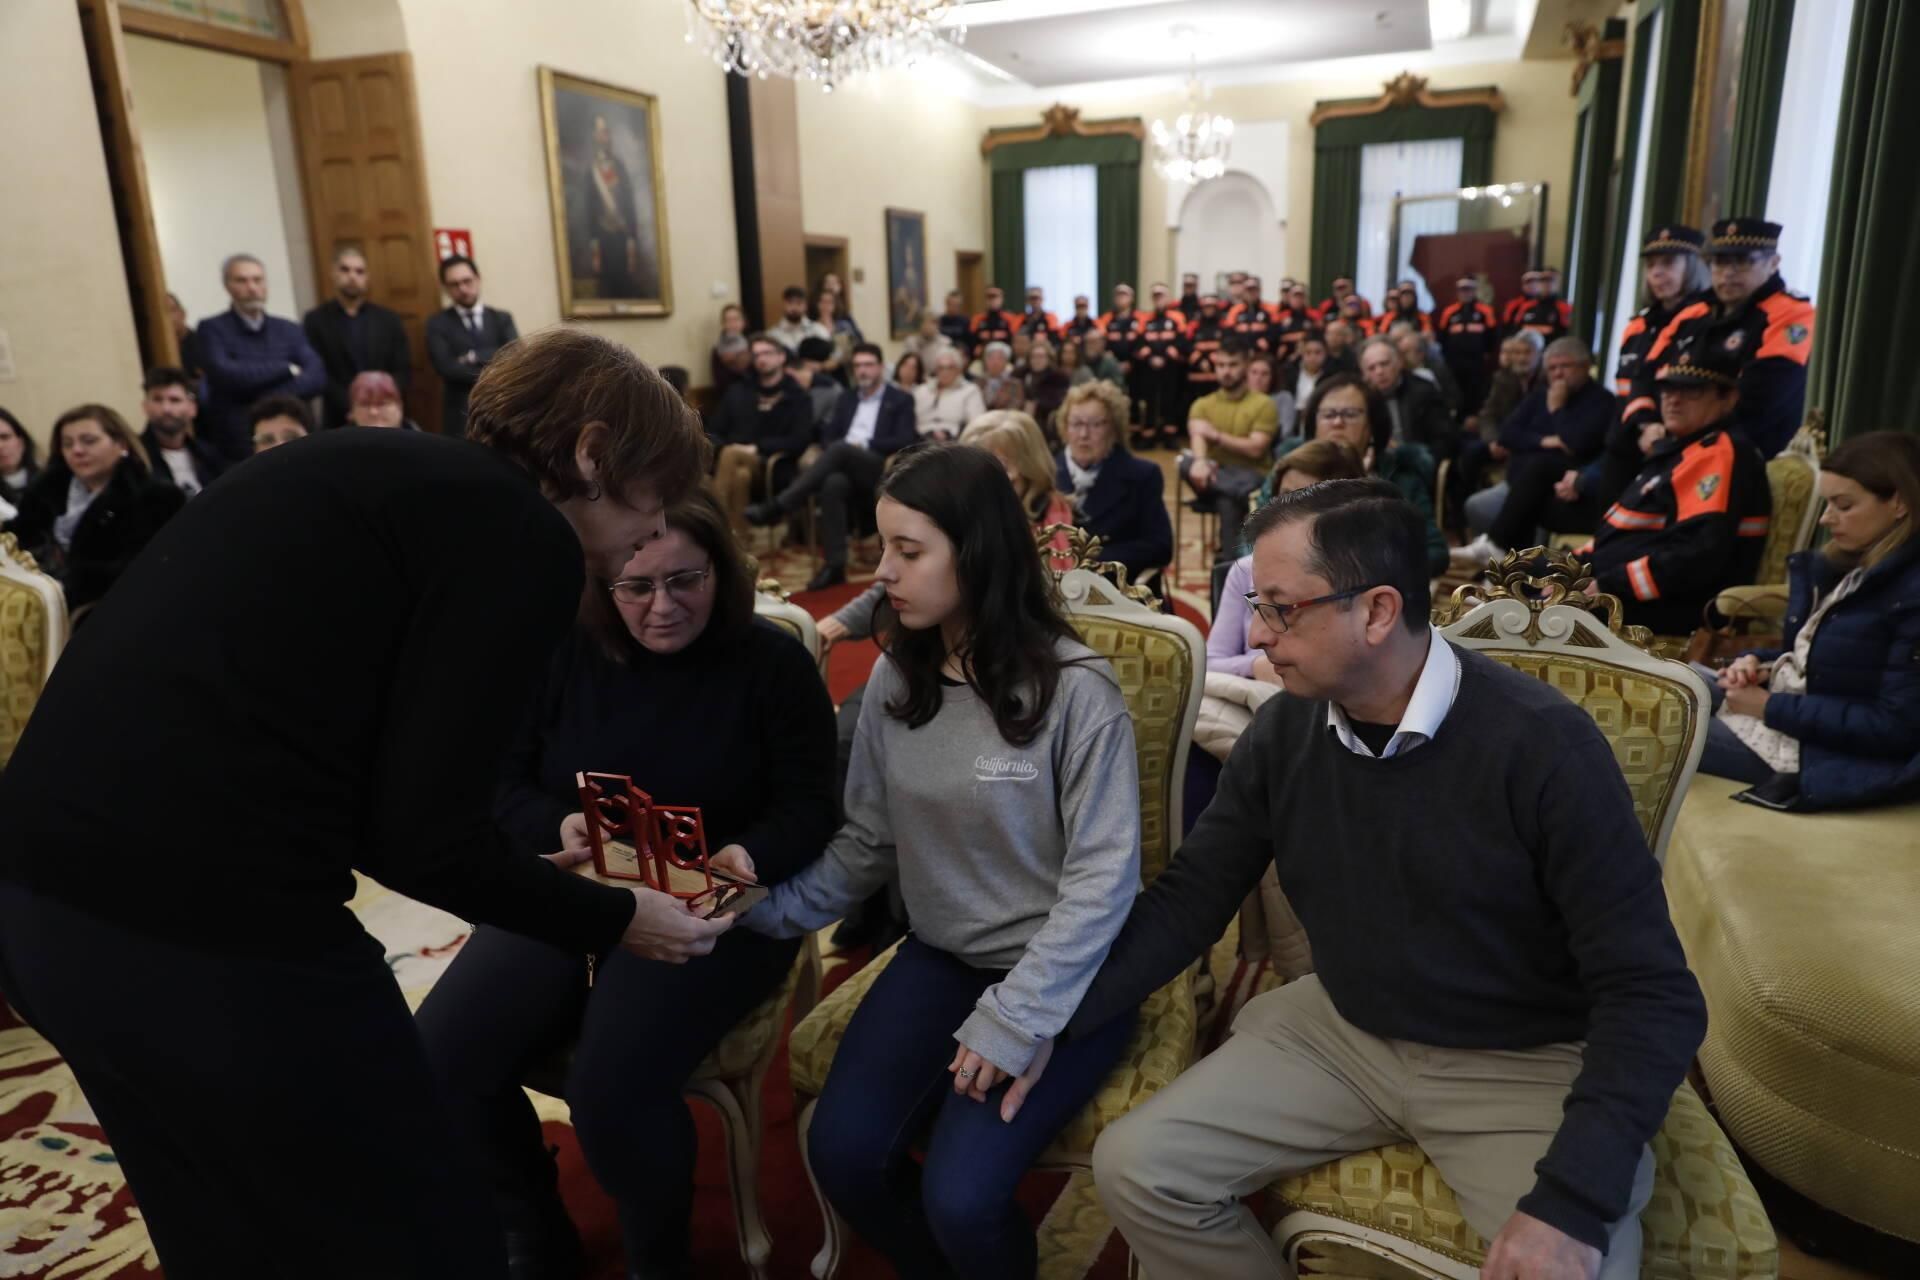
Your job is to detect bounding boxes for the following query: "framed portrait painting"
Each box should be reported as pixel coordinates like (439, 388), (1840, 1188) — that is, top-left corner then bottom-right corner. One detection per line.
(885, 208), (928, 339)
(539, 67), (674, 318)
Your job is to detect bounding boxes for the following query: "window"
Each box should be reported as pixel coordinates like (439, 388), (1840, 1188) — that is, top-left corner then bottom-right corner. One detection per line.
(1022, 165), (1097, 317)
(1356, 137), (1464, 310)
(1765, 0), (1857, 302)
(1605, 9), (1664, 381)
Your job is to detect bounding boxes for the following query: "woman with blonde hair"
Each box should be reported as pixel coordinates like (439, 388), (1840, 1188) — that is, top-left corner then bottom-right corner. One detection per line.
(1701, 430), (1920, 808)
(961, 410), (1075, 568)
(1053, 379), (1170, 590)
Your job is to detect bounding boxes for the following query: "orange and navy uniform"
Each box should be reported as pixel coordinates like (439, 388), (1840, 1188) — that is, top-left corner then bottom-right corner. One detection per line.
(1184, 314), (1228, 394)
(1269, 306), (1318, 355)
(1514, 295), (1572, 342)
(1096, 308), (1146, 366)
(1625, 274), (1815, 458)
(1019, 308), (1062, 345)
(1064, 312), (1101, 343)
(1590, 425), (1771, 636)
(1377, 304), (1434, 337)
(1611, 293), (1704, 406)
(1500, 294), (1531, 334)
(1225, 299), (1279, 351)
(969, 307), (1020, 350)
(1136, 308), (1188, 368)
(1437, 299), (1501, 404)
(1320, 293), (1372, 320)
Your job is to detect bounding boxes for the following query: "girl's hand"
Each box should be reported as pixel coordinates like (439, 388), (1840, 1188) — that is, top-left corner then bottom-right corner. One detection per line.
(710, 844), (757, 883)
(1722, 684), (1772, 720)
(948, 1042), (1010, 1103)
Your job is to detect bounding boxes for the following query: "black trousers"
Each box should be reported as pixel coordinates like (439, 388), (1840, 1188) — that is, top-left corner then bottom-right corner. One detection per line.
(1489, 452), (1602, 551)
(778, 442), (884, 569)
(412, 922), (797, 1268)
(0, 880), (502, 1280)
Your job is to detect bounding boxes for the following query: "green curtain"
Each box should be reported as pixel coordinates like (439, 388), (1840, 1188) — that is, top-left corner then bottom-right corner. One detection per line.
(1566, 23), (1624, 343)
(1640, 0), (1703, 228)
(1095, 164), (1139, 302)
(1808, 0), (1918, 444)
(1307, 100), (1498, 301)
(1725, 0), (1796, 215)
(986, 132), (1141, 297)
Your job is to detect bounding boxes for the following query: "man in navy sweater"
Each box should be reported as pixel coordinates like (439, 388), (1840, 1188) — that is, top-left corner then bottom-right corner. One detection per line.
(1009, 479), (1705, 1280)
(196, 254), (326, 462)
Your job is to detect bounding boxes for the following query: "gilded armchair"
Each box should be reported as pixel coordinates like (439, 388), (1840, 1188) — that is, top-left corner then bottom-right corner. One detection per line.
(0, 532), (67, 770)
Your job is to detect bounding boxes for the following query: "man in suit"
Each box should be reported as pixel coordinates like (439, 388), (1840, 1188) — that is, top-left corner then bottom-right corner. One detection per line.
(574, 114), (655, 301)
(303, 246), (413, 429)
(745, 343), (915, 591)
(197, 254), (326, 462)
(426, 255), (518, 438)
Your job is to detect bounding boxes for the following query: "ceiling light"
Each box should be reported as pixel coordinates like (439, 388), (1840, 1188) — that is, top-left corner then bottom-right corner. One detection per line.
(685, 0), (966, 92)
(1152, 52), (1234, 184)
(1429, 0), (1473, 43)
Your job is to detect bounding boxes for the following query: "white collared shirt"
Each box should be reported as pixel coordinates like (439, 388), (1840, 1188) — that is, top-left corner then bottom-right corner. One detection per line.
(460, 304), (487, 332)
(1326, 626), (1461, 758)
(846, 383), (885, 449)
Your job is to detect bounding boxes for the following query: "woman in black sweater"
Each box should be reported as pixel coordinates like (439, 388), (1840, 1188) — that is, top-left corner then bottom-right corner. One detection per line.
(416, 489), (837, 1279)
(0, 406), (39, 513)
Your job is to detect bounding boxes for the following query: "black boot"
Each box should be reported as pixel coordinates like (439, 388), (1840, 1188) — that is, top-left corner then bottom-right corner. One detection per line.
(806, 562), (847, 592)
(744, 499), (783, 527)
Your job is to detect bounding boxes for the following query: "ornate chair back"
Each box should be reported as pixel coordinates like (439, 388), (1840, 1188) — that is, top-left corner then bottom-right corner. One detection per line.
(753, 581), (822, 671)
(0, 532), (67, 770)
(1436, 549), (1711, 863)
(1758, 427), (1822, 586)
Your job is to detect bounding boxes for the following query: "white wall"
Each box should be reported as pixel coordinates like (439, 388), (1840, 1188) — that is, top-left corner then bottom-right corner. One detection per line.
(124, 34), (310, 328)
(0, 0), (144, 445)
(1177, 173), (1287, 294)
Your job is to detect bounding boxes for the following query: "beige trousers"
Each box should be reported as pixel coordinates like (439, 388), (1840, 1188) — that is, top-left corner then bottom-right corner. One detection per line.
(713, 443), (761, 530)
(1092, 976), (1655, 1279)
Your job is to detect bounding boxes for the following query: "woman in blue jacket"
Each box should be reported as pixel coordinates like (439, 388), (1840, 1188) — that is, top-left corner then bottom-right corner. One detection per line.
(1703, 432), (1920, 809)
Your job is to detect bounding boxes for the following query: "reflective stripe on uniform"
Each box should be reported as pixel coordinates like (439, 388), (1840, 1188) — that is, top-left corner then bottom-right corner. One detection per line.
(1604, 505), (1668, 531)
(1627, 556), (1659, 601)
(1738, 515), (1772, 537)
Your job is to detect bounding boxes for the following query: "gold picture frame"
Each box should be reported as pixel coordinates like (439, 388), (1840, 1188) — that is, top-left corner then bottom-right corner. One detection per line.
(538, 66), (674, 319)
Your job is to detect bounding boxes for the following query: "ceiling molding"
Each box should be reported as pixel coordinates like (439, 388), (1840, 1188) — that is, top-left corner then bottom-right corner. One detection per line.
(1565, 22), (1625, 94)
(1308, 73), (1506, 126)
(980, 103), (1147, 155)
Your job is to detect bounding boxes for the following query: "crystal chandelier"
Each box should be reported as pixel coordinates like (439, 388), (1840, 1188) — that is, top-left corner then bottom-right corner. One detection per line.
(1152, 56), (1234, 184)
(686, 0), (965, 93)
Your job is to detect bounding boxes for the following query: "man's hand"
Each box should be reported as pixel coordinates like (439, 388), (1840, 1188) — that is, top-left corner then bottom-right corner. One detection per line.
(1719, 654), (1771, 690)
(1187, 458), (1216, 491)
(559, 812), (594, 861)
(1553, 470), (1581, 503)
(1638, 423), (1666, 455)
(1489, 442), (1511, 462)
(817, 614), (849, 654)
(1480, 1211), (1601, 1280)
(1547, 381), (1571, 413)
(620, 886), (733, 962)
(1150, 356), (1166, 370)
(709, 844), (757, 883)
(1540, 434), (1567, 453)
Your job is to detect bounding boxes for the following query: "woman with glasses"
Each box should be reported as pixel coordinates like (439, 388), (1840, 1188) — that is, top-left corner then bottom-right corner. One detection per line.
(1259, 373), (1448, 575)
(1052, 379), (1172, 592)
(415, 488), (837, 1278)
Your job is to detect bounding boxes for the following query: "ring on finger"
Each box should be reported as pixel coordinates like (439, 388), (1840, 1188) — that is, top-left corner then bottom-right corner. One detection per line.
(956, 1068), (977, 1080)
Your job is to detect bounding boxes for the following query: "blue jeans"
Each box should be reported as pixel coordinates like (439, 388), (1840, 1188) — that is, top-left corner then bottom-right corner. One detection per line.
(1691, 663), (1776, 785)
(808, 935), (1136, 1279)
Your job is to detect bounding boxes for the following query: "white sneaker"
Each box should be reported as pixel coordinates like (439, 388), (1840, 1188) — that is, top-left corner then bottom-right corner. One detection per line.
(1449, 533), (1504, 570)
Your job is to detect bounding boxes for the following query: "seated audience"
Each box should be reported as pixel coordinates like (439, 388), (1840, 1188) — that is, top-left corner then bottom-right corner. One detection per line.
(1279, 330), (1331, 414)
(915, 349), (987, 441)
(1697, 431), (1920, 808)
(740, 443), (1142, 1280)
(769, 285), (828, 354)
(1059, 477), (1702, 1280)
(937, 290), (974, 363)
(1245, 353), (1296, 439)
(792, 337), (844, 427)
(1589, 349), (1770, 635)
(902, 311), (955, 374)
(1263, 374), (1448, 576)
(1360, 336), (1456, 461)
(346, 371), (421, 430)
(0, 408), (40, 520)
(3, 405), (185, 611)
(415, 490), (837, 1280)
(814, 287), (856, 381)
(1075, 329), (1126, 390)
(1395, 325), (1461, 413)
(138, 366), (223, 497)
(979, 342), (1023, 411)
(959, 411), (1076, 569)
(1021, 340), (1071, 432)
(1055, 380), (1172, 590)
(1211, 439), (1366, 682)
(1469, 330), (1545, 444)
(711, 303), (751, 395)
(708, 335), (814, 528)
(1455, 338), (1617, 563)
(197, 253), (325, 462)
(249, 395), (314, 454)
(1180, 339), (1278, 569)
(891, 350), (925, 391)
(747, 343), (916, 591)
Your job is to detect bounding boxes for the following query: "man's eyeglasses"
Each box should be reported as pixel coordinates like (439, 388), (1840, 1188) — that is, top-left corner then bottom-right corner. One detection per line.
(610, 569), (711, 605)
(1243, 585), (1379, 633)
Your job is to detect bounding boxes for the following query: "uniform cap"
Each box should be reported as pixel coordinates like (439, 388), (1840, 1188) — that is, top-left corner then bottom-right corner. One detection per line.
(1656, 347), (1741, 389)
(1706, 217), (1783, 256)
(1641, 224), (1706, 256)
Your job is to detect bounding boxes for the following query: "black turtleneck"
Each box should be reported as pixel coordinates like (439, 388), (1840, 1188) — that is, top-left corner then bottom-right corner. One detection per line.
(496, 617), (838, 888)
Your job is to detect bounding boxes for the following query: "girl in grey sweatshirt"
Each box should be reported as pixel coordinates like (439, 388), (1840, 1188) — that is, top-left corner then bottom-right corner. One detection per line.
(738, 443), (1143, 1278)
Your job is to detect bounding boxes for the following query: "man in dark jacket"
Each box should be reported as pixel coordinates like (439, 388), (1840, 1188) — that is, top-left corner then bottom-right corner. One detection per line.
(303, 247), (413, 429)
(746, 344), (915, 590)
(1360, 336), (1456, 462)
(425, 255), (519, 438)
(197, 254), (326, 462)
(1437, 276), (1501, 414)
(708, 335), (816, 529)
(138, 367), (223, 497)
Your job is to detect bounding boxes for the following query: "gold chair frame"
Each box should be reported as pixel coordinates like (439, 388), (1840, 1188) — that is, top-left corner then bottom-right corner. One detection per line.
(0, 532), (68, 769)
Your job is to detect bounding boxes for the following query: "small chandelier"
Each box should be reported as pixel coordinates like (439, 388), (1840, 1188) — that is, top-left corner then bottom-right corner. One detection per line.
(686, 0), (965, 93)
(1152, 54), (1234, 184)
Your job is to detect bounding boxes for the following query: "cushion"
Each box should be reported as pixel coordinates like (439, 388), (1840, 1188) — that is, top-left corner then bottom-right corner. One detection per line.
(1666, 775), (1920, 1242)
(1759, 455), (1817, 587)
(789, 938), (1197, 1166)
(1272, 1081), (1778, 1279)
(1069, 615), (1195, 884)
(0, 575), (50, 769)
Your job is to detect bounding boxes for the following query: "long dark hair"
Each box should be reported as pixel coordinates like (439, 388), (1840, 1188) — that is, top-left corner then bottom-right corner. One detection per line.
(0, 407), (38, 475)
(875, 443), (1084, 746)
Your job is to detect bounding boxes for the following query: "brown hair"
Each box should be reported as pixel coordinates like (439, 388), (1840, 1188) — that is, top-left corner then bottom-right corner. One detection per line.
(1271, 438), (1366, 490)
(1823, 431), (1920, 570)
(959, 410), (1061, 516)
(1059, 378), (1132, 454)
(587, 486), (758, 663)
(466, 327), (707, 509)
(52, 404), (147, 474)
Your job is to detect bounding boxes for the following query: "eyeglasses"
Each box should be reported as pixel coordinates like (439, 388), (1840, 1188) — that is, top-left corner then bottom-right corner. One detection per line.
(1064, 417), (1110, 435)
(609, 568), (711, 605)
(1243, 585), (1380, 633)
(1316, 406), (1369, 424)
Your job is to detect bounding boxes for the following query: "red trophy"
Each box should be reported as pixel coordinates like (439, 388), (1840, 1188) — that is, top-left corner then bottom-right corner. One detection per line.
(572, 772), (761, 916)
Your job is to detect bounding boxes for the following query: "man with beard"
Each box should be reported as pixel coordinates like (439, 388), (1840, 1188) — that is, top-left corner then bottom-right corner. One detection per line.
(303, 246), (412, 429)
(138, 367), (224, 497)
(1179, 338), (1277, 566)
(197, 254), (325, 462)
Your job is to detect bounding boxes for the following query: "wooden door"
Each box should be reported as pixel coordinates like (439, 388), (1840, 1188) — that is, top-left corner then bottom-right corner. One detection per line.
(289, 54), (439, 430)
(956, 250), (985, 315)
(804, 236), (850, 300)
